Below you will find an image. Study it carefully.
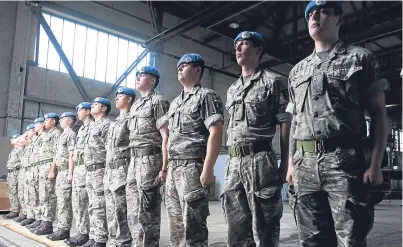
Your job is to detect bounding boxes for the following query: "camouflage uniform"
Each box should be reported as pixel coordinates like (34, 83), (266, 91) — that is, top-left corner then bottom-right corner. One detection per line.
(127, 91), (169, 247)
(73, 120), (93, 235)
(164, 84), (224, 247)
(104, 112), (132, 246)
(17, 147), (26, 215)
(53, 130), (76, 231)
(30, 133), (43, 220)
(23, 138), (35, 219)
(6, 146), (24, 213)
(84, 117), (111, 244)
(223, 68), (291, 247)
(38, 128), (61, 222)
(287, 41), (390, 246)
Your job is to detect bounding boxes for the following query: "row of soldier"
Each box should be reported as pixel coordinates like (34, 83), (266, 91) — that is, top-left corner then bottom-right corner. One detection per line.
(4, 1), (389, 247)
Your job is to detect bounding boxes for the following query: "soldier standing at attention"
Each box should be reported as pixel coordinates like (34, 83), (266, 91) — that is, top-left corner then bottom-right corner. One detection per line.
(127, 66), (169, 247)
(164, 53), (224, 247)
(47, 112), (77, 241)
(26, 117), (46, 231)
(104, 87), (135, 247)
(34, 113), (61, 235)
(4, 134), (24, 220)
(65, 102), (93, 247)
(83, 97), (112, 247)
(286, 1), (389, 246)
(222, 31), (291, 247)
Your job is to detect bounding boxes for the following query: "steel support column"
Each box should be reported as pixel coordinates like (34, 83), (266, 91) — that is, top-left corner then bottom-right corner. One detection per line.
(31, 6), (90, 101)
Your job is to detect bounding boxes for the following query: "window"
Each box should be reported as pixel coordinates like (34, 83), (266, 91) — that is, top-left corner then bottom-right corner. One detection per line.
(37, 13), (151, 87)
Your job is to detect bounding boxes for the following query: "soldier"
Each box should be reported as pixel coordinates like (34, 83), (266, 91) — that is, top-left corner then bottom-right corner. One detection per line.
(82, 97), (112, 247)
(104, 87), (135, 247)
(286, 1), (389, 246)
(4, 134), (24, 219)
(127, 66), (170, 247)
(164, 53), (224, 246)
(222, 31), (291, 247)
(47, 112), (77, 241)
(33, 113), (61, 235)
(24, 117), (46, 230)
(65, 102), (93, 247)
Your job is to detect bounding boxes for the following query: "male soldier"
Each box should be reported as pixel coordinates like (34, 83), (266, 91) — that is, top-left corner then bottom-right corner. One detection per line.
(286, 1), (389, 246)
(34, 113), (61, 235)
(82, 97), (111, 247)
(24, 117), (46, 229)
(65, 102), (93, 247)
(14, 124), (36, 223)
(222, 31), (291, 247)
(4, 134), (24, 219)
(47, 112), (77, 241)
(104, 87), (135, 247)
(164, 53), (224, 246)
(127, 66), (169, 247)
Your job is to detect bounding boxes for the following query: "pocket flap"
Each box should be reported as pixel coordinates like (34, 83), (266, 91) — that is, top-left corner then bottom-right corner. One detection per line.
(184, 187), (207, 202)
(254, 186), (281, 199)
(293, 75), (312, 88)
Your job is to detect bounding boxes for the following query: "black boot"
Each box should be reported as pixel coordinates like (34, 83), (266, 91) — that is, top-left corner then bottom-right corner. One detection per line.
(65, 233), (89, 247)
(33, 221), (53, 235)
(14, 214), (27, 222)
(27, 220), (41, 229)
(20, 218), (35, 226)
(3, 211), (18, 219)
(81, 239), (95, 247)
(46, 229), (70, 241)
(92, 242), (107, 247)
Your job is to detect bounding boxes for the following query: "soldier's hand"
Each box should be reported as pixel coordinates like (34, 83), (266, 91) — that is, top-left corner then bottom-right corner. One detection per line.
(67, 172), (73, 183)
(159, 170), (167, 183)
(363, 167), (384, 185)
(48, 171), (56, 181)
(200, 169), (214, 188)
(286, 160), (294, 184)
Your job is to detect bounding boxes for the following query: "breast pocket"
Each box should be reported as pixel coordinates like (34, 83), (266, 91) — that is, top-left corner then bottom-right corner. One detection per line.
(292, 75), (311, 113)
(244, 87), (273, 127)
(136, 107), (154, 134)
(180, 105), (201, 134)
(327, 65), (363, 99)
(167, 109), (177, 131)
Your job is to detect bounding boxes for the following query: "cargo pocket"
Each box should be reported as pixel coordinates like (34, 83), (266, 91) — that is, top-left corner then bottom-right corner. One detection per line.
(346, 197), (374, 240)
(185, 187), (210, 224)
(140, 185), (161, 210)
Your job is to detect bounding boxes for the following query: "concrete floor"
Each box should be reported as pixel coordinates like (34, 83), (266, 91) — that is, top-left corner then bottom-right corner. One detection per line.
(0, 200), (401, 247)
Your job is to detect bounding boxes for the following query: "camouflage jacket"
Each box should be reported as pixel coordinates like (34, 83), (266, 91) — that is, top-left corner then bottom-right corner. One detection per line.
(84, 117), (111, 166)
(39, 127), (61, 161)
(74, 120), (94, 164)
(54, 130), (76, 167)
(287, 41), (389, 140)
(226, 68), (292, 146)
(23, 137), (36, 167)
(128, 91), (170, 148)
(165, 83), (224, 160)
(31, 133), (43, 163)
(106, 112), (130, 164)
(7, 146), (24, 169)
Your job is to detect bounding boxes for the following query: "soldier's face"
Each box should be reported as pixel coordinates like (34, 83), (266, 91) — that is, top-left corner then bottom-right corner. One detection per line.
(235, 40), (260, 66)
(308, 7), (340, 41)
(34, 122), (43, 132)
(115, 94), (132, 109)
(136, 74), (154, 91)
(91, 102), (102, 115)
(59, 118), (67, 129)
(178, 63), (199, 83)
(44, 118), (55, 129)
(27, 129), (35, 138)
(77, 108), (89, 121)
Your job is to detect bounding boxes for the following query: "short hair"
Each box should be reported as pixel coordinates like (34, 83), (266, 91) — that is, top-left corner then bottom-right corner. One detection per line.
(191, 61), (205, 79)
(249, 39), (265, 60)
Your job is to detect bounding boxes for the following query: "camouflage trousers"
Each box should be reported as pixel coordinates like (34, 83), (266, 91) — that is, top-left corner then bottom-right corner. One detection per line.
(18, 169), (25, 214)
(165, 159), (210, 247)
(72, 165), (90, 234)
(24, 166), (36, 219)
(29, 165), (42, 220)
(293, 147), (374, 247)
(7, 170), (19, 213)
(55, 169), (72, 231)
(127, 153), (161, 247)
(86, 167), (108, 243)
(104, 158), (132, 246)
(221, 150), (283, 247)
(38, 162), (56, 222)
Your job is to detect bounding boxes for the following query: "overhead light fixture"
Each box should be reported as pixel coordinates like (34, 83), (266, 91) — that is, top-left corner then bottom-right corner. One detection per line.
(386, 104), (400, 108)
(229, 22), (239, 29)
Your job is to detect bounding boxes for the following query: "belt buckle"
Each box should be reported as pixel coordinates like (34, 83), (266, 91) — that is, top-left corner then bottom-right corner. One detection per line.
(314, 140), (324, 153)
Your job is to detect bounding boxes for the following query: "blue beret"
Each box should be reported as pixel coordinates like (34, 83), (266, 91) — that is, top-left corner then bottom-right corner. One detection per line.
(60, 112), (76, 119)
(136, 66), (160, 79)
(305, 0), (343, 21)
(34, 117), (45, 123)
(76, 102), (92, 111)
(234, 31), (266, 49)
(115, 87), (136, 97)
(92, 97), (112, 106)
(177, 53), (204, 69)
(44, 113), (60, 120)
(26, 124), (35, 131)
(11, 134), (20, 139)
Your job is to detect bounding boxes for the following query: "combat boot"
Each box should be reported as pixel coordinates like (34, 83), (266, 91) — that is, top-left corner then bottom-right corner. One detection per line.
(91, 242), (106, 247)
(14, 214), (27, 222)
(81, 239), (95, 247)
(3, 211), (18, 219)
(20, 218), (35, 226)
(27, 219), (41, 229)
(65, 233), (89, 246)
(33, 221), (53, 235)
(46, 229), (70, 241)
